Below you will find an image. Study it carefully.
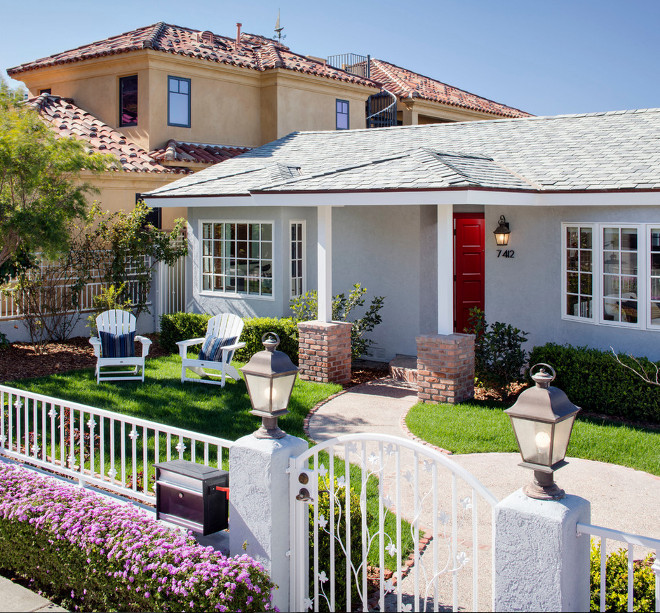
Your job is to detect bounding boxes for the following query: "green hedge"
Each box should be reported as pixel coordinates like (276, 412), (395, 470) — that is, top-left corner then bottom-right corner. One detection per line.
(233, 317), (299, 365)
(529, 343), (660, 424)
(160, 313), (299, 364)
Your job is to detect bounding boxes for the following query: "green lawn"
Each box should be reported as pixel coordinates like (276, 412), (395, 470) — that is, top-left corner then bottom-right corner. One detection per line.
(11, 354), (340, 442)
(406, 401), (660, 476)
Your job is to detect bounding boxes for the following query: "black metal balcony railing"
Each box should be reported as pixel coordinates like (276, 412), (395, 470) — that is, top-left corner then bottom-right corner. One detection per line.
(326, 53), (371, 79)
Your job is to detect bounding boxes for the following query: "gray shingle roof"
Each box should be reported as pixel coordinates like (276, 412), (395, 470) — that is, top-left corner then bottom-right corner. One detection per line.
(145, 108), (660, 198)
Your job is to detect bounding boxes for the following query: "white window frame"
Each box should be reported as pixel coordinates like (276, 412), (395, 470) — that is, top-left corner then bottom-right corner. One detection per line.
(561, 222), (658, 330)
(289, 220), (306, 299)
(199, 219), (275, 301)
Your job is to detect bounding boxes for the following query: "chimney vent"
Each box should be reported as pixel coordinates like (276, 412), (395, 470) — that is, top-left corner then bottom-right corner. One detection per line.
(235, 23), (242, 50)
(200, 30), (214, 44)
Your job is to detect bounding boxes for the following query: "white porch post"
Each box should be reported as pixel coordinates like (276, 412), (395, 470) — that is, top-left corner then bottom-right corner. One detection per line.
(437, 204), (454, 334)
(317, 206), (332, 322)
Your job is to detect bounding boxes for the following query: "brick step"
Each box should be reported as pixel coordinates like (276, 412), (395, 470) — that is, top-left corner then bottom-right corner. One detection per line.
(389, 355), (417, 386)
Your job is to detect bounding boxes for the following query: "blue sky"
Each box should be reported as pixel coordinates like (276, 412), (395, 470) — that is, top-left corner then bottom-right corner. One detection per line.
(2, 0), (658, 116)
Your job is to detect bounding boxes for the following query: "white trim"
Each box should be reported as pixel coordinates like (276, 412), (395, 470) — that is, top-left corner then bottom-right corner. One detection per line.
(289, 220), (306, 299)
(437, 204), (454, 334)
(561, 222), (658, 331)
(198, 218), (276, 301)
(147, 189), (660, 209)
(317, 207), (332, 322)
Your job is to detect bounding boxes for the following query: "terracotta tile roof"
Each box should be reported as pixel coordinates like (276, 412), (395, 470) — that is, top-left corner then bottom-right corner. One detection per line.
(368, 58), (530, 119)
(7, 23), (379, 89)
(149, 140), (251, 164)
(27, 94), (188, 174)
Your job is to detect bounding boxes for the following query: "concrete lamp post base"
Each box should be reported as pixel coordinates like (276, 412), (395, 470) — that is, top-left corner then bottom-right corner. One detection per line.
(253, 415), (286, 439)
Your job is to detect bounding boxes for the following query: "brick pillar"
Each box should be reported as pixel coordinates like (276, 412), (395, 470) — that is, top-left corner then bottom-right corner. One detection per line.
(297, 321), (352, 384)
(416, 333), (475, 404)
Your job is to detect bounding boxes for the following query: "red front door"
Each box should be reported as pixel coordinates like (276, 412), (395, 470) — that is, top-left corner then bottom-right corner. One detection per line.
(454, 213), (485, 333)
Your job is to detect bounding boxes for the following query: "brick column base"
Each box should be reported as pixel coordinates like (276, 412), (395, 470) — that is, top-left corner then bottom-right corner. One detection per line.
(298, 321), (352, 384)
(416, 333), (475, 404)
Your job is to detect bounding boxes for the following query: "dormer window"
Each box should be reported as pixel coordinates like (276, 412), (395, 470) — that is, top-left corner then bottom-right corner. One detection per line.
(119, 75), (138, 127)
(168, 76), (191, 128)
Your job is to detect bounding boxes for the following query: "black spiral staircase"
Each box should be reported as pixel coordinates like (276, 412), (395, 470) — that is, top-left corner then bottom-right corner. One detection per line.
(326, 53), (398, 128)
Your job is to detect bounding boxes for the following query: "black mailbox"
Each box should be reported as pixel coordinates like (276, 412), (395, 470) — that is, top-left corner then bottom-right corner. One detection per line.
(155, 460), (229, 536)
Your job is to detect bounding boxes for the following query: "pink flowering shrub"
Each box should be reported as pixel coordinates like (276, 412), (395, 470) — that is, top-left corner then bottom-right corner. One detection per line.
(0, 463), (274, 612)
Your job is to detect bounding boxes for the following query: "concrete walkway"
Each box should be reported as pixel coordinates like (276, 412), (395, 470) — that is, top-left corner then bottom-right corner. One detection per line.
(307, 378), (660, 536)
(307, 378), (660, 610)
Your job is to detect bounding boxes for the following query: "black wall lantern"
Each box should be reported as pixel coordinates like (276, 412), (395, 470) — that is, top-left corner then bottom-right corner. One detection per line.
(505, 363), (580, 500)
(241, 332), (298, 439)
(494, 215), (511, 246)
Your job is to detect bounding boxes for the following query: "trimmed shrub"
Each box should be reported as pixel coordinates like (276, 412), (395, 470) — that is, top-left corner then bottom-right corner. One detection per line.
(529, 343), (660, 424)
(160, 313), (299, 364)
(235, 317), (299, 365)
(590, 541), (656, 612)
(159, 313), (212, 353)
(466, 307), (528, 394)
(0, 463), (273, 612)
(309, 475), (369, 611)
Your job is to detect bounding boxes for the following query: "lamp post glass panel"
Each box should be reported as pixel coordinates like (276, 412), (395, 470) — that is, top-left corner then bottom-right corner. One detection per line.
(494, 215), (511, 246)
(505, 363), (580, 500)
(240, 333), (298, 439)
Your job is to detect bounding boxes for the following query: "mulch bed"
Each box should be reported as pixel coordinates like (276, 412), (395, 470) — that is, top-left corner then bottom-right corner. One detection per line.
(0, 336), (387, 387)
(0, 335), (170, 384)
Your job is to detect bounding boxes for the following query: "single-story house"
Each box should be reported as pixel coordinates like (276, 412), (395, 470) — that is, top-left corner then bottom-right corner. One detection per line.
(144, 108), (660, 363)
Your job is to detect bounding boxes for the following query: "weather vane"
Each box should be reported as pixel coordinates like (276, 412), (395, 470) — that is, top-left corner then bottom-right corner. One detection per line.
(274, 9), (286, 43)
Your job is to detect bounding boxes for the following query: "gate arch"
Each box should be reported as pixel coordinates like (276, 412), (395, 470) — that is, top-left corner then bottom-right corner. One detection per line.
(289, 433), (498, 612)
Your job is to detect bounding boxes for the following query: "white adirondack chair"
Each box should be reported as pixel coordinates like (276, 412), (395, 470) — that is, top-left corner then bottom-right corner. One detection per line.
(89, 310), (152, 384)
(177, 313), (246, 387)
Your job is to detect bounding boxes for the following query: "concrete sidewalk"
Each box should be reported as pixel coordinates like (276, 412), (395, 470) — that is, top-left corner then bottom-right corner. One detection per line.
(0, 576), (66, 612)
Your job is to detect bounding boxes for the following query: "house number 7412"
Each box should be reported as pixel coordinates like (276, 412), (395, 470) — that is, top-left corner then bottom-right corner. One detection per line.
(497, 250), (515, 258)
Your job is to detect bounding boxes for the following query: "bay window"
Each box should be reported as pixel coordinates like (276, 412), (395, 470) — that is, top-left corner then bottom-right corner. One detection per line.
(563, 223), (659, 329)
(202, 222), (273, 297)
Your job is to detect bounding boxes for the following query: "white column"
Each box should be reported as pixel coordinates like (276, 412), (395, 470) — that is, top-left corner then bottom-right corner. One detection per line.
(229, 433), (308, 612)
(494, 489), (591, 612)
(437, 204), (454, 334)
(317, 206), (332, 322)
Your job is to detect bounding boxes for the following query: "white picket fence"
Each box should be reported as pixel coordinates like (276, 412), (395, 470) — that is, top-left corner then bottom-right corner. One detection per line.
(0, 385), (233, 503)
(577, 522), (660, 612)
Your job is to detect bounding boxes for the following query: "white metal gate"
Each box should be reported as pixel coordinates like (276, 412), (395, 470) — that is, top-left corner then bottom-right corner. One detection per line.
(289, 433), (498, 612)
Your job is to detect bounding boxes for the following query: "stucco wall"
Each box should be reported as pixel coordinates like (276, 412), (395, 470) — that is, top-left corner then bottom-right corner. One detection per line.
(186, 204), (432, 359)
(485, 205), (660, 360)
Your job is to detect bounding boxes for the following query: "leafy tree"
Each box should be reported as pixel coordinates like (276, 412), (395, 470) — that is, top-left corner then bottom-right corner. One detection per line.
(79, 200), (187, 319)
(0, 80), (110, 281)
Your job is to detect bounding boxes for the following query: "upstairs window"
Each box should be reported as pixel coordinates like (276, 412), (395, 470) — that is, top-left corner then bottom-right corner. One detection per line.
(168, 76), (191, 127)
(119, 75), (138, 127)
(336, 99), (349, 130)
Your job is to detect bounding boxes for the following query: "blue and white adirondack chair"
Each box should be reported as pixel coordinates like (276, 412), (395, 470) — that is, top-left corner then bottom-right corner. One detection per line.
(177, 313), (246, 387)
(89, 310), (152, 384)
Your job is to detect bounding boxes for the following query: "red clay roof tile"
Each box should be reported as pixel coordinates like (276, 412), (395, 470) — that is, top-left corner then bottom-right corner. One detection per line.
(369, 58), (530, 119)
(27, 94), (189, 174)
(8, 23), (379, 89)
(149, 140), (251, 164)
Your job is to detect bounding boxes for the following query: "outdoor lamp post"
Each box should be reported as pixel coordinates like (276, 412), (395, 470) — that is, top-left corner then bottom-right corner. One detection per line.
(240, 332), (298, 439)
(493, 215), (511, 246)
(505, 363), (580, 500)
